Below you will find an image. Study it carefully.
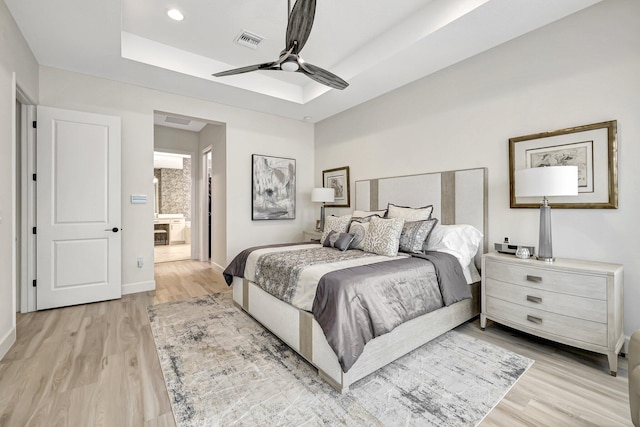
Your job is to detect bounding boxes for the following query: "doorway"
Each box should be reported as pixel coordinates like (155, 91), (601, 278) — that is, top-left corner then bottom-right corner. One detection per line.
(153, 151), (192, 263)
(203, 150), (212, 261)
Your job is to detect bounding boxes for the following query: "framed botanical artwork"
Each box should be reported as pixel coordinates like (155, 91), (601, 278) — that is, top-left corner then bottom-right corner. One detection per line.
(322, 166), (350, 208)
(509, 120), (618, 209)
(252, 154), (296, 220)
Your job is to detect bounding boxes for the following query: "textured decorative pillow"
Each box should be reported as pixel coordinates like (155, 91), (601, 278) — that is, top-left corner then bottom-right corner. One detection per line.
(352, 209), (387, 218)
(386, 203), (433, 221)
(399, 218), (439, 254)
(322, 230), (356, 251)
(321, 214), (352, 244)
(362, 216), (405, 257)
(348, 218), (375, 250)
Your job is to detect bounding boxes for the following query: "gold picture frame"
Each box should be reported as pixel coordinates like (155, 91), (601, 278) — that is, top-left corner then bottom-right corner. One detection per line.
(509, 120), (618, 209)
(322, 166), (350, 208)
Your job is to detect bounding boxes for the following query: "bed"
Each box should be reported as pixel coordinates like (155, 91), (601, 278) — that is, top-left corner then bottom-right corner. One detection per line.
(226, 167), (488, 393)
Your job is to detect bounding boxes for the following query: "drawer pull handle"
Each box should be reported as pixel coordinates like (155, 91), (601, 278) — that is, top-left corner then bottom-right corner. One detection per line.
(527, 315), (543, 324)
(526, 295), (542, 304)
(526, 275), (542, 283)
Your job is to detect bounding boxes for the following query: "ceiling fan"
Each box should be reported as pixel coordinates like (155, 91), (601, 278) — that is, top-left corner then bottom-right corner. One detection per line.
(212, 0), (349, 90)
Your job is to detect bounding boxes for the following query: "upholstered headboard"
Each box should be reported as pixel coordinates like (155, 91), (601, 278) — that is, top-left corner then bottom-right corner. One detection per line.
(355, 167), (488, 267)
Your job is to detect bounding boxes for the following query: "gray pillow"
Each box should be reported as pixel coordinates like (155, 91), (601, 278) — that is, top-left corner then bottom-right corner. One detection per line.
(323, 230), (356, 251)
(320, 214), (352, 244)
(348, 215), (380, 250)
(399, 218), (439, 253)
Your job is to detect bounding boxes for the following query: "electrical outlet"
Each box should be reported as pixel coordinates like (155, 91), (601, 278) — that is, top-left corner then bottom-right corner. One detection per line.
(137, 257), (144, 268)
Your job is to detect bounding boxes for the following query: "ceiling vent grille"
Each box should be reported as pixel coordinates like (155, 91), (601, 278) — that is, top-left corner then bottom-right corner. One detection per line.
(235, 30), (263, 49)
(165, 116), (191, 126)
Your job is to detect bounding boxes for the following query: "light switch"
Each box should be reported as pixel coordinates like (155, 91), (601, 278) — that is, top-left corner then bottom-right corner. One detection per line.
(130, 194), (147, 204)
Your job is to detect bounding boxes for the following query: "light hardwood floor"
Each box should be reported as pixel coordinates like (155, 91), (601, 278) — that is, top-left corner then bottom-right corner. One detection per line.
(0, 260), (632, 426)
(153, 243), (192, 264)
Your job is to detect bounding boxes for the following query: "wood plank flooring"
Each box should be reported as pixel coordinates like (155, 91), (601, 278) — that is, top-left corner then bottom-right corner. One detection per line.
(154, 243), (192, 264)
(0, 260), (633, 426)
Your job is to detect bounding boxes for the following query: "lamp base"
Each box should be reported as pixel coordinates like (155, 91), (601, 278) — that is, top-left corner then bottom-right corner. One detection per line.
(319, 204), (326, 232)
(537, 199), (554, 262)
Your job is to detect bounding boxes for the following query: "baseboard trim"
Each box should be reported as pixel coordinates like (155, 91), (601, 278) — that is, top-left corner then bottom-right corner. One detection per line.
(122, 280), (156, 295)
(0, 327), (16, 361)
(210, 261), (224, 273)
(623, 335), (630, 357)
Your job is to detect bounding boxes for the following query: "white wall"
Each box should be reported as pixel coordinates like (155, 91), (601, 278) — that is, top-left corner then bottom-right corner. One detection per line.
(0, 0), (38, 359)
(315, 0), (640, 338)
(38, 66), (315, 292)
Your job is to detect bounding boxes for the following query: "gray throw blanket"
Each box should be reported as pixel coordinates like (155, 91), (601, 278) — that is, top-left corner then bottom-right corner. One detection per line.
(223, 242), (310, 285)
(312, 252), (470, 372)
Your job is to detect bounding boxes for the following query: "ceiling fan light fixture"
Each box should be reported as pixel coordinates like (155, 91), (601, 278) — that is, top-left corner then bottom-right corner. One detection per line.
(281, 58), (299, 72)
(167, 9), (184, 21)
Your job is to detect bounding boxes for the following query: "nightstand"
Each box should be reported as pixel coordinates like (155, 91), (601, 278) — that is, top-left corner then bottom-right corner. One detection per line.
(480, 252), (624, 375)
(303, 229), (322, 242)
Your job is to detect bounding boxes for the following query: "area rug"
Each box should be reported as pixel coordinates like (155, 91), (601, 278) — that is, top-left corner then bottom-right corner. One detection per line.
(147, 292), (533, 426)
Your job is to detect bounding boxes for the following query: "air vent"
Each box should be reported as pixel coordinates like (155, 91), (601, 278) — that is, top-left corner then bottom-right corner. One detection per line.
(164, 116), (191, 126)
(235, 30), (263, 50)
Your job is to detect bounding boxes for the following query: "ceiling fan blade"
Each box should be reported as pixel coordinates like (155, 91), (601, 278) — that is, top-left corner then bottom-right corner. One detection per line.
(285, 0), (316, 53)
(213, 62), (276, 77)
(298, 62), (349, 90)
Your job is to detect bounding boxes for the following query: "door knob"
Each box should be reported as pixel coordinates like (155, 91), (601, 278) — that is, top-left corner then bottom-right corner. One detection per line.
(104, 227), (120, 232)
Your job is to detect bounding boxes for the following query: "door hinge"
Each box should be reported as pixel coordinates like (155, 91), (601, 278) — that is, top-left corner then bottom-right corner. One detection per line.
(32, 173), (36, 181)
(32, 280), (37, 287)
(32, 121), (37, 129)
(32, 227), (36, 234)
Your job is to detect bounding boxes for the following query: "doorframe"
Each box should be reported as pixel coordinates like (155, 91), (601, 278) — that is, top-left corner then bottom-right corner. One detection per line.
(152, 148), (198, 261)
(200, 146), (212, 262)
(16, 87), (36, 313)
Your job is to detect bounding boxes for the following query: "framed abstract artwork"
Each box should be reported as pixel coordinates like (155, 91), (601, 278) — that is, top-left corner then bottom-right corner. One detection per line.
(252, 154), (296, 220)
(323, 166), (350, 208)
(509, 120), (618, 209)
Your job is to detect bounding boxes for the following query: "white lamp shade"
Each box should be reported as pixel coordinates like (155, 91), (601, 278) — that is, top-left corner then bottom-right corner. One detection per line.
(311, 187), (335, 203)
(515, 166), (578, 197)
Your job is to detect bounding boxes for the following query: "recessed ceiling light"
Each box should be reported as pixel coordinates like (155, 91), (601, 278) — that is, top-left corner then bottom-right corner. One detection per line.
(167, 9), (184, 21)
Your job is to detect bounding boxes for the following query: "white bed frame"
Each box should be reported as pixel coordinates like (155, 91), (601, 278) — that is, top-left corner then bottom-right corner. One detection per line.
(232, 167), (488, 393)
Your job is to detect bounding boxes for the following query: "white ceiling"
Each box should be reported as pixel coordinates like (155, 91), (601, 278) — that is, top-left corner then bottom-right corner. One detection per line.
(6, 0), (601, 123)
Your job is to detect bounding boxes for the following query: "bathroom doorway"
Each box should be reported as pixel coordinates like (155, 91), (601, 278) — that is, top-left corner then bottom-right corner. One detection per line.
(153, 151), (193, 263)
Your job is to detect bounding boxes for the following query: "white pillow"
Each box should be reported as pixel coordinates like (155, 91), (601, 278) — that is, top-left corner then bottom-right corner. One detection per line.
(386, 203), (433, 221)
(426, 224), (483, 267)
(362, 216), (405, 257)
(321, 214), (352, 244)
(352, 209), (387, 218)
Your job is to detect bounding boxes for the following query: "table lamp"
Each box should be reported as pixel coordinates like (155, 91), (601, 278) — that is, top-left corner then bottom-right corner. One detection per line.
(515, 166), (578, 262)
(311, 188), (335, 231)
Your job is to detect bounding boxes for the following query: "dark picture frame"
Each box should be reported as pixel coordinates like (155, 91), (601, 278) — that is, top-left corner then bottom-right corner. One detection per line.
(509, 120), (618, 209)
(252, 154), (296, 220)
(322, 166), (350, 208)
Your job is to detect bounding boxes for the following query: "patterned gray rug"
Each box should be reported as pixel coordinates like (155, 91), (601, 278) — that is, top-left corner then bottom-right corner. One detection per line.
(147, 292), (533, 426)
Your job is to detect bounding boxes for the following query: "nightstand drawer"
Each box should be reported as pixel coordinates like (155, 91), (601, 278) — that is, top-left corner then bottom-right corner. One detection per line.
(485, 279), (607, 323)
(486, 296), (607, 346)
(484, 260), (606, 300)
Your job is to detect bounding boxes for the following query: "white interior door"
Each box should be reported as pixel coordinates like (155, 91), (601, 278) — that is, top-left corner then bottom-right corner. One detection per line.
(36, 106), (121, 310)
